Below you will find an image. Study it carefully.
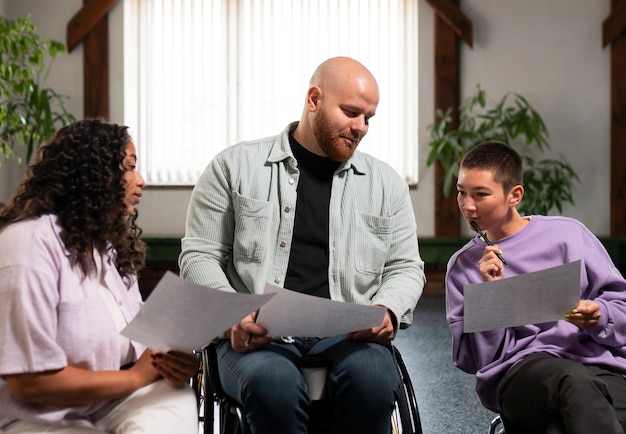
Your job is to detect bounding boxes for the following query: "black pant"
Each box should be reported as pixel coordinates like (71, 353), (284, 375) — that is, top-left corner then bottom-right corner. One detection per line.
(498, 353), (626, 434)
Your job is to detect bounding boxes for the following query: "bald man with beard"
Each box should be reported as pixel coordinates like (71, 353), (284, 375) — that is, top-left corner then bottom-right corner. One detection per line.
(179, 57), (425, 434)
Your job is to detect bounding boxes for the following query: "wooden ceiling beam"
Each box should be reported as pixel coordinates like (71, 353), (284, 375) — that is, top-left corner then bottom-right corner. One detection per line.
(425, 0), (473, 48)
(603, 0), (626, 47)
(66, 0), (117, 53)
(66, 0), (117, 119)
(82, 6), (109, 119)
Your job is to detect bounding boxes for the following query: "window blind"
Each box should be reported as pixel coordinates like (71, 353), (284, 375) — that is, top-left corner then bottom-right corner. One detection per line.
(125, 0), (418, 186)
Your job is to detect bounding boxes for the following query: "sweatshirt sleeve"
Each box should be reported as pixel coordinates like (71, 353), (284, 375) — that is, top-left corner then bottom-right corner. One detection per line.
(446, 252), (507, 374)
(579, 229), (626, 347)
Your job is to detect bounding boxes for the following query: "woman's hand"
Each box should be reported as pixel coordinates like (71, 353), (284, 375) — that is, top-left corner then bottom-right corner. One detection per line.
(565, 300), (601, 330)
(150, 350), (200, 388)
(130, 349), (162, 387)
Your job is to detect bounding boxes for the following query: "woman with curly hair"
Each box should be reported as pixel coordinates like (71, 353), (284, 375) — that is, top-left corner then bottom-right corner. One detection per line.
(0, 119), (199, 433)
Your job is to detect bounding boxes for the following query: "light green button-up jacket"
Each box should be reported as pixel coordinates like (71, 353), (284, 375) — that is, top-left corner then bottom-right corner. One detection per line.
(180, 123), (425, 328)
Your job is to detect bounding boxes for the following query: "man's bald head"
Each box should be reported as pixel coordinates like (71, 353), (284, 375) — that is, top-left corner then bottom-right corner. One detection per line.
(309, 57), (379, 101)
(293, 57), (380, 161)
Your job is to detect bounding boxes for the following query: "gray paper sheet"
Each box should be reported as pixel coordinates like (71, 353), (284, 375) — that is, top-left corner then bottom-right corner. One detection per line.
(257, 283), (387, 337)
(463, 260), (581, 333)
(121, 271), (274, 352)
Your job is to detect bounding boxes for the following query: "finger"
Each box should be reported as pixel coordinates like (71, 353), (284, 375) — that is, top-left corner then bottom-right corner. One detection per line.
(152, 358), (191, 379)
(485, 262), (502, 278)
(156, 366), (188, 383)
(165, 350), (198, 361)
(155, 352), (196, 369)
(240, 333), (260, 352)
(151, 363), (180, 384)
(245, 323), (269, 337)
(155, 354), (199, 377)
(349, 330), (372, 341)
(369, 324), (383, 335)
(162, 353), (199, 371)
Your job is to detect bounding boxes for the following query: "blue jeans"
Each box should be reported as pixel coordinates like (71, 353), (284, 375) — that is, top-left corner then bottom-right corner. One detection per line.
(216, 335), (398, 434)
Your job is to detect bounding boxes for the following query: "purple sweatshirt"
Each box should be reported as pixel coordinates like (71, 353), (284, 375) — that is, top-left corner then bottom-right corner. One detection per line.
(446, 215), (626, 412)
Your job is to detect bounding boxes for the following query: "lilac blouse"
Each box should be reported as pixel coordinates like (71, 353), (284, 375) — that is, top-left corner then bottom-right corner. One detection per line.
(0, 215), (145, 428)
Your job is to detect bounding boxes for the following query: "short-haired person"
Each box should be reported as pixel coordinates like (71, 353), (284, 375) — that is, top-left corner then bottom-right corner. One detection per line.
(0, 119), (199, 433)
(446, 141), (626, 433)
(179, 56), (425, 433)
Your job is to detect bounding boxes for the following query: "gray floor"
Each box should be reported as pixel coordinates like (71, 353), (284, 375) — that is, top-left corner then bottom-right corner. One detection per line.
(394, 294), (498, 434)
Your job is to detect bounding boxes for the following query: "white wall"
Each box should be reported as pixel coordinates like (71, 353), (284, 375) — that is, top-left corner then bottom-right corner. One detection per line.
(1, 0), (613, 237)
(1, 0), (84, 204)
(416, 0), (610, 237)
(460, 0), (610, 235)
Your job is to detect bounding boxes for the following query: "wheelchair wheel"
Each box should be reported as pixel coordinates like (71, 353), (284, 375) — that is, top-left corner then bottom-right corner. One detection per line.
(391, 345), (423, 434)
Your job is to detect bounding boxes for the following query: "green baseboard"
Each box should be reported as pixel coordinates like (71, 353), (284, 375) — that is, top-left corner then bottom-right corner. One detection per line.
(143, 238), (181, 263)
(142, 236), (626, 268)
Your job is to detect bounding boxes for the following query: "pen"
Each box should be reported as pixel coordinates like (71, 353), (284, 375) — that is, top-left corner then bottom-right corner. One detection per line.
(244, 308), (260, 348)
(470, 221), (509, 266)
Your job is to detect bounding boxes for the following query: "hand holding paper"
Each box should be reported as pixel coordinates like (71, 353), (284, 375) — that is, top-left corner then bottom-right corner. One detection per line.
(257, 283), (387, 338)
(121, 273), (387, 352)
(121, 272), (274, 352)
(564, 299), (601, 330)
(463, 261), (581, 333)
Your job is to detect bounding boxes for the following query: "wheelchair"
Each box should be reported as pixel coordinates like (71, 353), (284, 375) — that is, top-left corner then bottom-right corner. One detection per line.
(489, 415), (505, 434)
(195, 341), (423, 434)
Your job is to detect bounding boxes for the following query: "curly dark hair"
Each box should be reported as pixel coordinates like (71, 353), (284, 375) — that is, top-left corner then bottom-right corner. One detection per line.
(0, 118), (146, 284)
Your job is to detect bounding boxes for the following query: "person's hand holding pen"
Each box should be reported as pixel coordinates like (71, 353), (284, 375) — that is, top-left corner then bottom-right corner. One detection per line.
(476, 244), (506, 281)
(226, 309), (272, 353)
(471, 221), (507, 282)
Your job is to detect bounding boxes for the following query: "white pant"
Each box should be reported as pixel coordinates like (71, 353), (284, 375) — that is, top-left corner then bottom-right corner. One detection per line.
(2, 381), (198, 434)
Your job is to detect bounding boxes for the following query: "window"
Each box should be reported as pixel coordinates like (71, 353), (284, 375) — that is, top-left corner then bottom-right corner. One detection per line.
(124, 0), (418, 186)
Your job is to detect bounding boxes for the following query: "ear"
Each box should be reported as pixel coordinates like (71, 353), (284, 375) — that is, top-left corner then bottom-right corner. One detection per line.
(508, 184), (524, 207)
(306, 86), (322, 112)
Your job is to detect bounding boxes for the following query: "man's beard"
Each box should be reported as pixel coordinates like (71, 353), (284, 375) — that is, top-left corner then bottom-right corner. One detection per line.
(312, 109), (360, 162)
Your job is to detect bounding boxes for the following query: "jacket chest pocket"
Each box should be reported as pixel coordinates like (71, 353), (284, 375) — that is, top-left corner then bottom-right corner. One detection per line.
(355, 212), (392, 275)
(233, 192), (272, 263)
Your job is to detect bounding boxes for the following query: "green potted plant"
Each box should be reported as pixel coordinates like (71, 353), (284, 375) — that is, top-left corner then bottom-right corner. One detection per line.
(426, 84), (579, 216)
(0, 15), (75, 166)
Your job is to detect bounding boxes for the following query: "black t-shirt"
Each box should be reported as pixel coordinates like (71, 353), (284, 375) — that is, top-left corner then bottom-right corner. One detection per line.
(284, 135), (340, 298)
